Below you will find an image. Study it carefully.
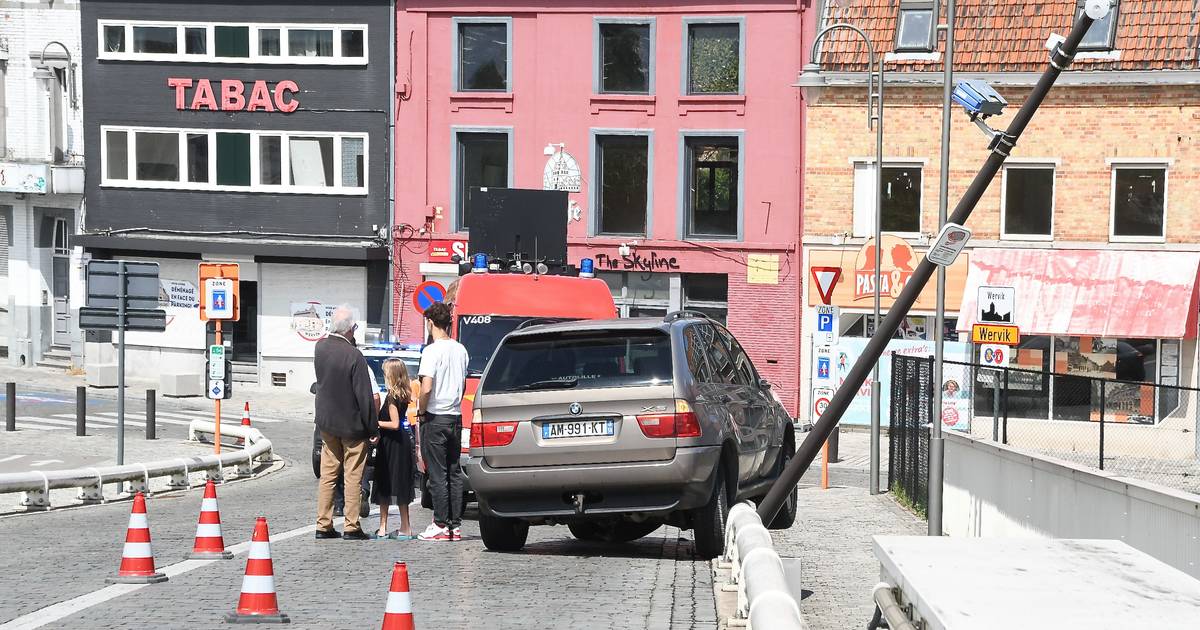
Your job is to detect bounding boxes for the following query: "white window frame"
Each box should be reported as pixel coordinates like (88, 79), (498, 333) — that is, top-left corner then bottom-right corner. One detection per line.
(851, 159), (926, 238)
(680, 16), (745, 95)
(100, 125), (368, 195)
(96, 20), (368, 65)
(452, 17), (513, 93)
(1000, 161), (1057, 241)
(1108, 159), (1169, 243)
(895, 0), (937, 53)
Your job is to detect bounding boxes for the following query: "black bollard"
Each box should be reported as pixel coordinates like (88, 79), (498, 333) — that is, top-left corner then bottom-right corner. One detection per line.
(5, 382), (14, 432)
(76, 386), (86, 436)
(146, 389), (156, 440)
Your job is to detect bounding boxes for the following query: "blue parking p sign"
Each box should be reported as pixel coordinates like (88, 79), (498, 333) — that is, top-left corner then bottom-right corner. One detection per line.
(813, 305), (839, 346)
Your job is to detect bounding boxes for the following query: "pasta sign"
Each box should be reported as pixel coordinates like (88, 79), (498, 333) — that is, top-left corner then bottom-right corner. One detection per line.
(167, 78), (299, 113)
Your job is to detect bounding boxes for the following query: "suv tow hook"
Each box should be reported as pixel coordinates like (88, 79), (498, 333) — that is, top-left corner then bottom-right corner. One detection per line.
(573, 492), (586, 515)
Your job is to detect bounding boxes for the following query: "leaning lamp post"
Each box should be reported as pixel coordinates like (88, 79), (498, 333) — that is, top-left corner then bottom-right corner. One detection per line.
(795, 24), (886, 495)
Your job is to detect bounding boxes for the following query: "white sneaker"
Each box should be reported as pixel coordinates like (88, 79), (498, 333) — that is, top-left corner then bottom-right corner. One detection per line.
(417, 522), (451, 541)
(451, 526), (462, 541)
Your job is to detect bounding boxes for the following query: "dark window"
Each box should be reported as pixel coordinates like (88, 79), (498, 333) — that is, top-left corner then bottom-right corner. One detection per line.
(596, 135), (648, 235)
(104, 25), (126, 53)
(481, 330), (673, 393)
(458, 22), (508, 91)
(134, 132), (178, 181)
(457, 315), (571, 376)
(683, 325), (714, 383)
(106, 130), (128, 179)
(184, 27), (206, 55)
(1004, 167), (1054, 236)
(683, 274), (728, 325)
(186, 133), (208, 183)
(215, 26), (249, 58)
(456, 132), (508, 228)
(882, 166), (922, 232)
(258, 29), (281, 56)
(132, 26), (177, 54)
(1112, 167), (1165, 238)
(686, 137), (739, 238)
(289, 29), (334, 57)
(259, 135), (282, 185)
(704, 323), (737, 384)
(895, 1), (936, 52)
(216, 132), (250, 186)
(687, 23), (739, 94)
(599, 23), (650, 94)
(341, 29), (365, 57)
(719, 328), (758, 387)
(1078, 0), (1118, 51)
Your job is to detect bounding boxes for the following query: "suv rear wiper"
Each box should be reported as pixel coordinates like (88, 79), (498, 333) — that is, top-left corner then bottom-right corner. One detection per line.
(507, 378), (579, 391)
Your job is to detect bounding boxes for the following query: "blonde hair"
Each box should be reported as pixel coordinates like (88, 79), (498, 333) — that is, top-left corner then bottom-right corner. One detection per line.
(382, 359), (412, 405)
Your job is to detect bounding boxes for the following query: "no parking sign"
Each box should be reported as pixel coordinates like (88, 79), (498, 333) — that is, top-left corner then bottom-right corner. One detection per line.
(411, 281), (446, 314)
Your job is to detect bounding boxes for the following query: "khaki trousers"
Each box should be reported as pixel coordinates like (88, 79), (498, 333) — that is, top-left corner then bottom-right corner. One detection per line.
(316, 432), (369, 533)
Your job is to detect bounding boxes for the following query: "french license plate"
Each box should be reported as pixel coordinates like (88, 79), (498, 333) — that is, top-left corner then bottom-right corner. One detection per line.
(542, 419), (615, 440)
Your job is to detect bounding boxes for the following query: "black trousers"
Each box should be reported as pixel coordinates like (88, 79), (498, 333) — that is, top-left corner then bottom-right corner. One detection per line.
(422, 413), (463, 528)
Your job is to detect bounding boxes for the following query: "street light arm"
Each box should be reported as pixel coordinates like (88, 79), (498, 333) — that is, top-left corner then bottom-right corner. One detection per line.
(758, 8), (1099, 524)
(38, 41), (76, 110)
(808, 23), (879, 130)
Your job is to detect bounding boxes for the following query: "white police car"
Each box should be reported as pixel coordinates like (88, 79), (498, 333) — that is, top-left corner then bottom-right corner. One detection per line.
(360, 342), (422, 395)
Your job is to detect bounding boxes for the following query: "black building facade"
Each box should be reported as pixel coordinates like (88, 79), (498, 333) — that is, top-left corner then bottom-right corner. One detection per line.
(78, 0), (392, 389)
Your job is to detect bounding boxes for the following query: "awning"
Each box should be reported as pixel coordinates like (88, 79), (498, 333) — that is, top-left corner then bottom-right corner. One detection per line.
(956, 249), (1200, 339)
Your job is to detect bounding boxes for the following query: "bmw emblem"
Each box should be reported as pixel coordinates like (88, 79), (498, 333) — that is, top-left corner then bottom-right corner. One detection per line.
(569, 402), (583, 416)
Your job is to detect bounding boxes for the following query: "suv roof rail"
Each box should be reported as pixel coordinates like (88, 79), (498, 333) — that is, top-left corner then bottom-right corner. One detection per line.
(663, 310), (710, 323)
(516, 317), (562, 330)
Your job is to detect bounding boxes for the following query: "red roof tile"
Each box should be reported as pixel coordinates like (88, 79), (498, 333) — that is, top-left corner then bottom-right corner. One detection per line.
(817, 0), (1199, 72)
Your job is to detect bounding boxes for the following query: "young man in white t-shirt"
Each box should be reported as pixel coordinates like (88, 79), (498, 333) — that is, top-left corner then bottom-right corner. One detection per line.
(416, 302), (469, 541)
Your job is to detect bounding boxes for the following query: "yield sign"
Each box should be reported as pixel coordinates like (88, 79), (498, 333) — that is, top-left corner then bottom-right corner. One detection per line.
(810, 266), (842, 305)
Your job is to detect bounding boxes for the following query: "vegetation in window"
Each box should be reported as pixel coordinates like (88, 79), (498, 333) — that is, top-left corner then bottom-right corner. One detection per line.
(688, 25), (739, 94)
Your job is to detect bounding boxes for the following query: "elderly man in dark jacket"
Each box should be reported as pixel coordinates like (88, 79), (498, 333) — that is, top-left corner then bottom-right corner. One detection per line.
(314, 306), (378, 540)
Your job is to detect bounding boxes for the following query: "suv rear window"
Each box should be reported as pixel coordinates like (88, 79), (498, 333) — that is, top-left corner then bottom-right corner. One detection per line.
(480, 330), (673, 393)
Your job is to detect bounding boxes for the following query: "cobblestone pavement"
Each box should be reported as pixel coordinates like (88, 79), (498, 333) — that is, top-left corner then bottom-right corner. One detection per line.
(0, 367), (719, 630)
(776, 428), (925, 630)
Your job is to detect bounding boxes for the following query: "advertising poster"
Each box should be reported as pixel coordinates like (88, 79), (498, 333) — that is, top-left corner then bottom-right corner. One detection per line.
(834, 337), (970, 428)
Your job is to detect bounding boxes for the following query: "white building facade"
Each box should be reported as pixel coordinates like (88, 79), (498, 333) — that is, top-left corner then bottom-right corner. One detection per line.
(0, 0), (86, 369)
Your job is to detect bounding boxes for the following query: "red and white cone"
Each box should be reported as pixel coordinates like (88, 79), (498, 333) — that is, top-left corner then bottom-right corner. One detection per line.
(188, 479), (233, 559)
(225, 517), (290, 624)
(380, 562), (415, 630)
(106, 492), (168, 584)
(237, 402), (251, 446)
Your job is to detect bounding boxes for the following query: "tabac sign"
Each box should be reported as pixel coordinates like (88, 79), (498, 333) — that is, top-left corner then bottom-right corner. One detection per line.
(167, 78), (299, 112)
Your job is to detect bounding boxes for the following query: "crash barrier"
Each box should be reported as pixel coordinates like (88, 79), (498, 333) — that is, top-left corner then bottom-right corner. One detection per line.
(0, 421), (273, 509)
(720, 501), (806, 630)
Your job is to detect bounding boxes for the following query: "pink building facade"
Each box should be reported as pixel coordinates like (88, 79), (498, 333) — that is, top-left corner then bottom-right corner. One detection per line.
(394, 1), (809, 413)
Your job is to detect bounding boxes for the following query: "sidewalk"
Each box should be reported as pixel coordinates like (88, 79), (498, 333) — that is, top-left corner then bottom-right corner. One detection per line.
(0, 365), (313, 420)
(776, 428), (925, 630)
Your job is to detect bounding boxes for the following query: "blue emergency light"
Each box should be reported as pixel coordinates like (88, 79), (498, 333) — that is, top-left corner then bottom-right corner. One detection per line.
(580, 258), (595, 278)
(472, 253), (488, 273)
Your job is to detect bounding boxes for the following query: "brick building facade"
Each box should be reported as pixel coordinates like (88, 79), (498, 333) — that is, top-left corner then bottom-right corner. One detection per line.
(802, 0), (1200, 425)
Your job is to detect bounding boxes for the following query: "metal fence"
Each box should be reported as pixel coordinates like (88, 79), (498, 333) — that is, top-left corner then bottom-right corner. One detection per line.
(890, 355), (1200, 496)
(888, 355), (932, 515)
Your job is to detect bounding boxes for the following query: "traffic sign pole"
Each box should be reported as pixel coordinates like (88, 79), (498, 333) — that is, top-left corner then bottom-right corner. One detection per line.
(214, 321), (222, 455)
(117, 261), (125, 466)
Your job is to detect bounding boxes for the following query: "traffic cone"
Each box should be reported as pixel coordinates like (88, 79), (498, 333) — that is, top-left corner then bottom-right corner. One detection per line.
(106, 492), (168, 584)
(380, 562), (415, 630)
(237, 402), (251, 446)
(188, 479), (233, 559)
(225, 517), (290, 624)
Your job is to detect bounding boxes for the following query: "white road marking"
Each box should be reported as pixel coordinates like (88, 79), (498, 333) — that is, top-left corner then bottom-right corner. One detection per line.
(29, 460), (64, 467)
(12, 418), (67, 431)
(0, 455), (24, 463)
(0, 516), (338, 630)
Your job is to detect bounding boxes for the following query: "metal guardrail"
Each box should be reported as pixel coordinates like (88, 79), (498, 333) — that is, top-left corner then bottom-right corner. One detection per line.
(720, 501), (807, 630)
(0, 421), (274, 509)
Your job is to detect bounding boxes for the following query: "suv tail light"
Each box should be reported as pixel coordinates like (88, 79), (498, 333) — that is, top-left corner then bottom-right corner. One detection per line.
(469, 421), (520, 448)
(636, 400), (701, 439)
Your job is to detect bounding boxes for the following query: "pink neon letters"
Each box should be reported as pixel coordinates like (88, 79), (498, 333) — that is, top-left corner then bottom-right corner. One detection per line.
(168, 78), (299, 112)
